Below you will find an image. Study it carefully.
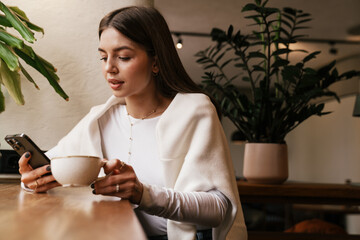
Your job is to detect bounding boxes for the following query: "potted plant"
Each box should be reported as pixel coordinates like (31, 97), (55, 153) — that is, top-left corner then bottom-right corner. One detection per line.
(0, 1), (68, 113)
(196, 0), (360, 183)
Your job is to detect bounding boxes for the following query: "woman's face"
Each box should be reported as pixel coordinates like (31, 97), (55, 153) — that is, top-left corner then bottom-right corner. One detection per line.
(98, 27), (157, 99)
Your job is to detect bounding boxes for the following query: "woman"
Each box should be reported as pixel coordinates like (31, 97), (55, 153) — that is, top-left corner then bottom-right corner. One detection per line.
(18, 6), (247, 240)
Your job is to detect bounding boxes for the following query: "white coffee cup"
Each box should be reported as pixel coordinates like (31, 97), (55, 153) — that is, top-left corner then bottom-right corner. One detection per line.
(51, 156), (104, 187)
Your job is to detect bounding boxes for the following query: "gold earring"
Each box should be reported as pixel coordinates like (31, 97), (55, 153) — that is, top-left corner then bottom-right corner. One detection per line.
(152, 71), (159, 77)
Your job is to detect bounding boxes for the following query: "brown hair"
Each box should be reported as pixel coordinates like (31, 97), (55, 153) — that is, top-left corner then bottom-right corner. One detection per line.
(98, 6), (221, 117)
(98, 6), (202, 99)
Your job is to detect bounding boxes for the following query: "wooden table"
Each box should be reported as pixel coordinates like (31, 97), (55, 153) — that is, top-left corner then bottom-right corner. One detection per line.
(0, 180), (146, 240)
(237, 181), (360, 240)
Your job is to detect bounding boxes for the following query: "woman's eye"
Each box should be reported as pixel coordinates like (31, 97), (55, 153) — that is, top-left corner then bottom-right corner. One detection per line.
(100, 57), (107, 61)
(119, 57), (130, 61)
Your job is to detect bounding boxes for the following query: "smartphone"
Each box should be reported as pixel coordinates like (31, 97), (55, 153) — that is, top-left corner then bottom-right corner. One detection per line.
(4, 133), (50, 169)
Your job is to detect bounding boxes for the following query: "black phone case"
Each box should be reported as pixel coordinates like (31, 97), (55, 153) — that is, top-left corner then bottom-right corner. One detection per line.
(4, 134), (50, 169)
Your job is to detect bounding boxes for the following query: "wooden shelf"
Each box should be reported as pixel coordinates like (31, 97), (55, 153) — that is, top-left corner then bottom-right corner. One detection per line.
(238, 181), (360, 205)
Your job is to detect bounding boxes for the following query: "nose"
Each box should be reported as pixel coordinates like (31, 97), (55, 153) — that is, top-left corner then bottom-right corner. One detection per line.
(104, 58), (118, 74)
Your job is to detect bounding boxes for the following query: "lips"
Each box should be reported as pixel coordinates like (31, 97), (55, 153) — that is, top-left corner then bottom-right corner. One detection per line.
(108, 79), (124, 90)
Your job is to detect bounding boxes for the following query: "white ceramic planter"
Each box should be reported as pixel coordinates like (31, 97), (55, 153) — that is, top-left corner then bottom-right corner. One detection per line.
(243, 143), (288, 184)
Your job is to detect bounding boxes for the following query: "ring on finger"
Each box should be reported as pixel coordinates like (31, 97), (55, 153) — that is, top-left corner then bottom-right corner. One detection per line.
(119, 161), (125, 171)
(35, 179), (39, 191)
(115, 184), (120, 193)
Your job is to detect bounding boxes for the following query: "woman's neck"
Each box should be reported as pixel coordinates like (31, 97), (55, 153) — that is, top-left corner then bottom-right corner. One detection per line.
(125, 93), (171, 119)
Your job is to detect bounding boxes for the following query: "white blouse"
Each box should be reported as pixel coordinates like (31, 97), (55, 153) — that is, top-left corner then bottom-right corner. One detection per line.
(98, 104), (229, 236)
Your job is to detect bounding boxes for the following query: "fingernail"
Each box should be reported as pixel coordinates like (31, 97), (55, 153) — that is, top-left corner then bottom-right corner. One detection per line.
(92, 189), (96, 194)
(25, 152), (30, 158)
(90, 183), (94, 189)
(46, 165), (51, 171)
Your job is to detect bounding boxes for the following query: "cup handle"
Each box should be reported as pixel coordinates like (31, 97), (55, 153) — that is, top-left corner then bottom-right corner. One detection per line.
(93, 160), (111, 183)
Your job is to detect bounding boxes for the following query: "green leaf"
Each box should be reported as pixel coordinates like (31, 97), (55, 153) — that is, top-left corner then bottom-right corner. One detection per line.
(0, 59), (24, 105)
(279, 27), (291, 38)
(280, 19), (292, 29)
(244, 14), (262, 19)
(0, 28), (24, 49)
(0, 41), (19, 71)
(215, 52), (226, 64)
(271, 58), (289, 68)
(13, 11), (44, 34)
(14, 47), (68, 100)
(262, 7), (279, 16)
(272, 48), (292, 56)
(261, 0), (269, 7)
(283, 8), (297, 16)
(210, 28), (226, 42)
(339, 70), (360, 80)
(291, 34), (308, 39)
(274, 38), (296, 45)
(220, 58), (233, 69)
(0, 84), (5, 113)
(0, 2), (35, 43)
(304, 68), (317, 75)
(210, 46), (222, 59)
(297, 18), (312, 25)
(9, 6), (29, 21)
(0, 14), (11, 27)
(204, 63), (217, 70)
(282, 13), (295, 23)
(293, 49), (308, 54)
(298, 74), (319, 88)
(317, 60), (336, 77)
(229, 74), (239, 82)
(282, 65), (301, 83)
(298, 13), (311, 18)
(227, 25), (233, 39)
(36, 54), (57, 72)
(302, 51), (320, 63)
(242, 3), (258, 12)
(19, 44), (35, 58)
(293, 26), (310, 31)
(249, 51), (267, 59)
(14, 46), (47, 74)
(253, 65), (266, 72)
(242, 76), (250, 82)
(19, 62), (39, 89)
(250, 41), (267, 46)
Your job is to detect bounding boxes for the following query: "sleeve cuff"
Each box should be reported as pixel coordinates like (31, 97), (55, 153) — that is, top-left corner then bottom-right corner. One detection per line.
(21, 182), (34, 193)
(137, 182), (153, 210)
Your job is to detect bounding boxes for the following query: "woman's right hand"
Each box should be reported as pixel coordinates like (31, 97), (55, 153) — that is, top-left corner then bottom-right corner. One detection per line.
(19, 152), (61, 193)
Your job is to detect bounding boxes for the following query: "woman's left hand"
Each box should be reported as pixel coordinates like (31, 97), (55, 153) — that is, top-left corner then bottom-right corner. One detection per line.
(91, 159), (143, 204)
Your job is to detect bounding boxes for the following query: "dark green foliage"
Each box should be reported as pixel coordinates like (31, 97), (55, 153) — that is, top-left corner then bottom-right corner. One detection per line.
(196, 0), (360, 143)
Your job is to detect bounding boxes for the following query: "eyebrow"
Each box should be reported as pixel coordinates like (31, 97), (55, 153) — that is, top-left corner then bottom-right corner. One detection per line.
(98, 46), (133, 53)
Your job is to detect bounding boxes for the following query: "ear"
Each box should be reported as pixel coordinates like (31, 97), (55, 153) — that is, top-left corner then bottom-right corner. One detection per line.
(152, 56), (159, 74)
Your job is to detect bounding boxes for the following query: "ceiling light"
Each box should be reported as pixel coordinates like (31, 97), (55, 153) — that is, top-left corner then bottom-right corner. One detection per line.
(176, 38), (183, 49)
(174, 33), (183, 49)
